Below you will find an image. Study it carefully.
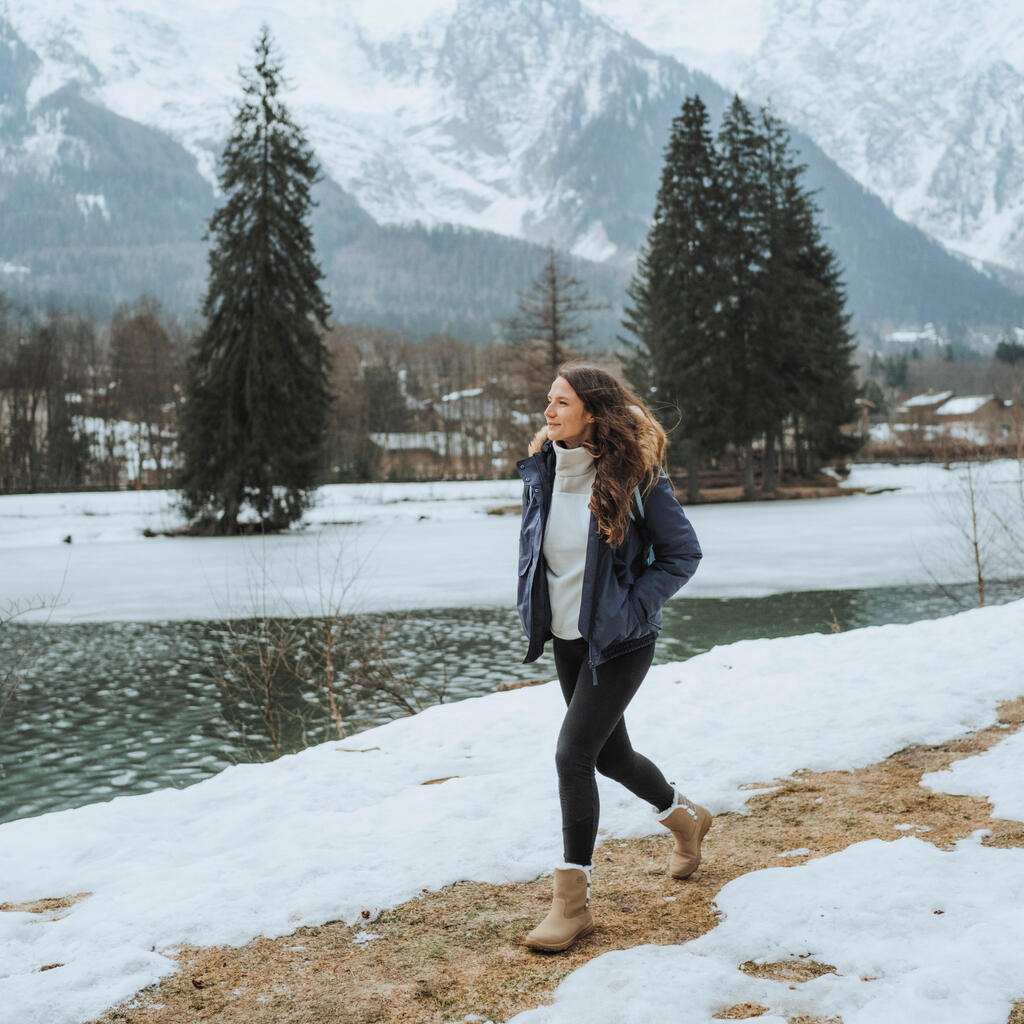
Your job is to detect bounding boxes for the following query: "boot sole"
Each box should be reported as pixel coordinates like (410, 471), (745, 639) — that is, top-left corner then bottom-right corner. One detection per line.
(524, 919), (595, 952)
(671, 808), (713, 880)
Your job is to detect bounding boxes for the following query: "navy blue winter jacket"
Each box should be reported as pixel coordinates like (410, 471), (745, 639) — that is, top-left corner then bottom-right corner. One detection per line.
(516, 439), (702, 673)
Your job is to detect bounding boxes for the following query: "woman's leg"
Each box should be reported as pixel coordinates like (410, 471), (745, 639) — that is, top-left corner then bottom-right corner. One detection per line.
(552, 638), (674, 867)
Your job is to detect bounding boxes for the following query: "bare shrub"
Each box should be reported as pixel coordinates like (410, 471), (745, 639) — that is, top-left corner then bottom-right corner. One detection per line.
(928, 444), (1024, 607)
(210, 540), (449, 760)
(0, 594), (67, 726)
(212, 611), (450, 759)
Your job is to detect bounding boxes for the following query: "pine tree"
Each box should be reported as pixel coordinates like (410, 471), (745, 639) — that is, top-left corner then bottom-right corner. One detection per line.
(716, 96), (768, 498)
(753, 106), (857, 482)
(621, 94), (726, 501)
(996, 340), (1024, 365)
(178, 26), (331, 534)
(755, 108), (811, 492)
(624, 94), (858, 497)
(785, 182), (859, 471)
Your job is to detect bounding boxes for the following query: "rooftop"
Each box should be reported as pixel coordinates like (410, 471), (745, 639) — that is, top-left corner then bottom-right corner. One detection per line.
(897, 390), (954, 410)
(935, 395), (997, 416)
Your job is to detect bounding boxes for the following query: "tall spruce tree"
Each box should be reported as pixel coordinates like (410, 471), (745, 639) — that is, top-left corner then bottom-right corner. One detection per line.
(621, 94), (726, 501)
(755, 108), (857, 480)
(755, 107), (809, 492)
(716, 95), (768, 498)
(784, 176), (859, 472)
(178, 26), (331, 534)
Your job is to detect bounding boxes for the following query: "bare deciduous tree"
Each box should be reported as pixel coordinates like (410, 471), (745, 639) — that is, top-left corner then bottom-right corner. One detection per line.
(503, 245), (607, 413)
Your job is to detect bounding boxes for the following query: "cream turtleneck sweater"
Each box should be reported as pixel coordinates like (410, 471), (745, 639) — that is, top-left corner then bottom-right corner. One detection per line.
(543, 442), (597, 640)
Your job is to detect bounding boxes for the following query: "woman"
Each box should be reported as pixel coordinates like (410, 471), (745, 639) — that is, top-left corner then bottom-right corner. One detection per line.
(516, 363), (707, 952)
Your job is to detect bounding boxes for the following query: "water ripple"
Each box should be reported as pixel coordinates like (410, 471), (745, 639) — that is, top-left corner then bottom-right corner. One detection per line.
(1, 582), (1018, 823)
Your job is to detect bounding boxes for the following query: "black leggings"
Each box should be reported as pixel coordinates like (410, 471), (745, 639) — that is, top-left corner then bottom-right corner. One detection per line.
(553, 636), (675, 866)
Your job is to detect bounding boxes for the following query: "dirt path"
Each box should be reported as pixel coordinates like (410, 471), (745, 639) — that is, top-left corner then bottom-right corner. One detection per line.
(75, 697), (1024, 1024)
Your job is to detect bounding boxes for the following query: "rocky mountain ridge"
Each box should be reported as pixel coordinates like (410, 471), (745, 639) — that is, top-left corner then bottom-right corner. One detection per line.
(0, 0), (1020, 334)
(589, 0), (1024, 277)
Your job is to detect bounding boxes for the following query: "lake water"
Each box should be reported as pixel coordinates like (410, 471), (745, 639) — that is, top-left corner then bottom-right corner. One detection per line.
(1, 581), (1020, 824)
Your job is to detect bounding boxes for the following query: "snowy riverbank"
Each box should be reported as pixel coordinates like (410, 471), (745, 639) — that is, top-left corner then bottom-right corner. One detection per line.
(1, 598), (1022, 1024)
(1, 461), (1021, 622)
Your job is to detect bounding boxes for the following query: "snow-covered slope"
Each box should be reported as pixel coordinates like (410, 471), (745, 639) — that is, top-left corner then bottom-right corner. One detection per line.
(1, 0), (1020, 325)
(1, 0), (701, 263)
(747, 0), (1024, 274)
(590, 0), (1024, 275)
(6, 0), (1023, 271)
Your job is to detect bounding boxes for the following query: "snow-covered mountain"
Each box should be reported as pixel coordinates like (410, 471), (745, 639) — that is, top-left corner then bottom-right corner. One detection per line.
(0, 0), (709, 265)
(0, 0), (1020, 332)
(589, 0), (1024, 277)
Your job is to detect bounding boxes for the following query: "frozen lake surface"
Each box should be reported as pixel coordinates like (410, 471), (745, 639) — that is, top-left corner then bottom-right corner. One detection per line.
(2, 461), (1021, 622)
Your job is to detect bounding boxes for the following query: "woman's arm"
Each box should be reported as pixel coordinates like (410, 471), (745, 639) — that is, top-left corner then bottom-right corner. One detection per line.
(630, 471), (702, 619)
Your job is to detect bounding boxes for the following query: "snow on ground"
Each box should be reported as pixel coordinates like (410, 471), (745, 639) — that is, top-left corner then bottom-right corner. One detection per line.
(923, 726), (1024, 823)
(840, 459), (1020, 494)
(0, 599), (1021, 1024)
(506, 835), (1024, 1024)
(0, 462), (1020, 622)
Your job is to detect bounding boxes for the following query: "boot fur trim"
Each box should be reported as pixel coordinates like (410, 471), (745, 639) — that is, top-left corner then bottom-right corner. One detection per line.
(655, 789), (699, 825)
(555, 861), (592, 881)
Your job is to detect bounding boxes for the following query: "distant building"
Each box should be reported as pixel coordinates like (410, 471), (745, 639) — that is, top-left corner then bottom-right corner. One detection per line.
(887, 390), (1012, 446)
(368, 429), (507, 479)
(892, 390), (954, 441)
(894, 390), (954, 421)
(933, 395), (1011, 444)
(437, 384), (505, 424)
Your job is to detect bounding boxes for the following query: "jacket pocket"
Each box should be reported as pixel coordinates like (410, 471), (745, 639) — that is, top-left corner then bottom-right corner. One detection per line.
(630, 587), (656, 624)
(599, 581), (638, 650)
(626, 588), (651, 635)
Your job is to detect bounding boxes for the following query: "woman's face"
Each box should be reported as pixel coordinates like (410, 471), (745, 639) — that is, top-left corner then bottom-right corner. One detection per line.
(545, 376), (594, 448)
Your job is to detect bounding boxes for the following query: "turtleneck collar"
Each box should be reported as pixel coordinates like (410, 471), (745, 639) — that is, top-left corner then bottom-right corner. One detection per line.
(552, 441), (595, 478)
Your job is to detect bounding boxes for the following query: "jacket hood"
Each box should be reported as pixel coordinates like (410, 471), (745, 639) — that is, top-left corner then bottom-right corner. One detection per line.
(527, 425), (551, 456)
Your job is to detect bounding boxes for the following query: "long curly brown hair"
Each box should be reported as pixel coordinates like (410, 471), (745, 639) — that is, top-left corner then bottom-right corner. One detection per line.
(557, 363), (667, 548)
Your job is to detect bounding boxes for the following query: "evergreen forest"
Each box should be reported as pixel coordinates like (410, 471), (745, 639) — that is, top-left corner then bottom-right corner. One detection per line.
(623, 94), (859, 500)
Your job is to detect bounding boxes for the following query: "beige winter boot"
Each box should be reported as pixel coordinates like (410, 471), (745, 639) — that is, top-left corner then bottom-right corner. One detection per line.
(658, 791), (712, 879)
(524, 866), (594, 952)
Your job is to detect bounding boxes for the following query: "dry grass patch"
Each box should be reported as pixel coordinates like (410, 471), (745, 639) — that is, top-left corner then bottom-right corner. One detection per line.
(91, 698), (1024, 1024)
(713, 1008), (842, 1024)
(713, 1003), (772, 1019)
(0, 892), (91, 917)
(739, 960), (837, 983)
